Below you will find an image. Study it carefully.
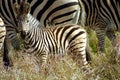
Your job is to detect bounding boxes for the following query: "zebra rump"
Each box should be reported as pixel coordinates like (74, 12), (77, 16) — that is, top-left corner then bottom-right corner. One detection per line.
(79, 0), (120, 53)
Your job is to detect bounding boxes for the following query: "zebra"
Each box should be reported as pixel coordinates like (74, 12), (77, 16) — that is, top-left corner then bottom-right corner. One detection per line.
(78, 0), (120, 53)
(13, 2), (90, 68)
(0, 18), (12, 68)
(0, 0), (80, 67)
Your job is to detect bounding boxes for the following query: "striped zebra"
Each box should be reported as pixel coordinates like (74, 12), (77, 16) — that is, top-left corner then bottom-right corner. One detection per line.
(0, 18), (12, 67)
(0, 0), (80, 67)
(13, 2), (90, 68)
(78, 0), (120, 53)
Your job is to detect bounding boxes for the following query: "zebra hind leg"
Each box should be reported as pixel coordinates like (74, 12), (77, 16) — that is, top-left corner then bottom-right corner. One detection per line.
(3, 37), (13, 69)
(68, 39), (90, 70)
(70, 50), (91, 73)
(96, 29), (106, 54)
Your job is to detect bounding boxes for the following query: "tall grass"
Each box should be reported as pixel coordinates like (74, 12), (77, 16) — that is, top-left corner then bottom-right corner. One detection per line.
(0, 31), (120, 80)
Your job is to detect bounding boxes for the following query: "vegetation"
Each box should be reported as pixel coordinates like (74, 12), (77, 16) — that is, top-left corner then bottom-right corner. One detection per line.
(0, 31), (120, 80)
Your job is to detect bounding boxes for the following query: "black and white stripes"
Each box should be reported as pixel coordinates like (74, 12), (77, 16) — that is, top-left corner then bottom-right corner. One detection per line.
(28, 0), (80, 26)
(79, 0), (120, 53)
(0, 0), (80, 49)
(0, 0), (80, 48)
(14, 2), (89, 67)
(0, 18), (6, 50)
(0, 0), (80, 67)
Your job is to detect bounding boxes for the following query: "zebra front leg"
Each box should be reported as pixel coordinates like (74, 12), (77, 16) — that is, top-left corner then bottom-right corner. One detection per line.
(36, 50), (48, 69)
(42, 52), (48, 68)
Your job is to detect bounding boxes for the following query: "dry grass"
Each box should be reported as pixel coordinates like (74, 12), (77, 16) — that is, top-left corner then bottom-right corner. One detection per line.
(0, 31), (120, 80)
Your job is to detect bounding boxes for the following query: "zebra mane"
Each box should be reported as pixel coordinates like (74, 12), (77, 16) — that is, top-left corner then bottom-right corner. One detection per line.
(14, 0), (30, 15)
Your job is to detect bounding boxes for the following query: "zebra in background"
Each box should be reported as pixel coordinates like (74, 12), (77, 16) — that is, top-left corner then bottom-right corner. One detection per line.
(0, 0), (80, 67)
(13, 2), (90, 68)
(78, 0), (120, 53)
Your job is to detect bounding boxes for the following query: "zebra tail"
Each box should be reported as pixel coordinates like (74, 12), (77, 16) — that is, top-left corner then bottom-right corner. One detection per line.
(86, 47), (91, 63)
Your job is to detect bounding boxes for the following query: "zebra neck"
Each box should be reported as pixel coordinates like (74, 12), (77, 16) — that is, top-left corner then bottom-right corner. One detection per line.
(28, 14), (43, 29)
(25, 26), (44, 48)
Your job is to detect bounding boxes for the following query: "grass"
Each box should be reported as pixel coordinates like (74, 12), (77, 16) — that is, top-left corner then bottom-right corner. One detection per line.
(0, 31), (120, 80)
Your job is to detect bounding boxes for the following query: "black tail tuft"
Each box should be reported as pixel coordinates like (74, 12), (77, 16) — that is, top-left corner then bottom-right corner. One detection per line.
(86, 47), (91, 63)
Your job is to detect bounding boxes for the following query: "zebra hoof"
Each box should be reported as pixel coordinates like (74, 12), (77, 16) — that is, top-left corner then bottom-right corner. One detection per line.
(3, 61), (13, 69)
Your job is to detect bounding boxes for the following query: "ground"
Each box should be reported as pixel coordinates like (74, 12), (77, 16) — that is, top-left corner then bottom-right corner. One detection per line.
(0, 31), (120, 80)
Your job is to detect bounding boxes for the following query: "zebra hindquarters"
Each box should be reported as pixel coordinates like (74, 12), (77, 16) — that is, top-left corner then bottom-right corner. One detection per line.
(68, 33), (88, 68)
